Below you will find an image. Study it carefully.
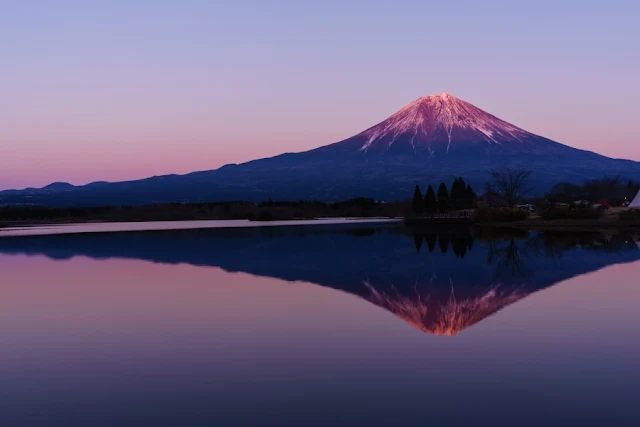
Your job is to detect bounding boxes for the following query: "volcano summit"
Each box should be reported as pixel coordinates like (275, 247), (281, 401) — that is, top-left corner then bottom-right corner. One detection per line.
(334, 93), (534, 155)
(2, 93), (640, 205)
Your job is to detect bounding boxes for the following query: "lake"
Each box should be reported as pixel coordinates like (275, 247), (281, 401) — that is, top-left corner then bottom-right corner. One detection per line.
(0, 217), (400, 237)
(1, 222), (639, 426)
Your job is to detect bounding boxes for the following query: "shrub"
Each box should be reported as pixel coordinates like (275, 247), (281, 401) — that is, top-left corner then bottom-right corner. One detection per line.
(472, 207), (529, 223)
(618, 209), (640, 222)
(540, 207), (604, 220)
(249, 209), (276, 221)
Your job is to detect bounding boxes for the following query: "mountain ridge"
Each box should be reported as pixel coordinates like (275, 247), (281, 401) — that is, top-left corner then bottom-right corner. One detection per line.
(2, 93), (640, 206)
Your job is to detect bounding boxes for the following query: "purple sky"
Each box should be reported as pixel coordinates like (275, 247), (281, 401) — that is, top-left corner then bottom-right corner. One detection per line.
(2, 1), (639, 189)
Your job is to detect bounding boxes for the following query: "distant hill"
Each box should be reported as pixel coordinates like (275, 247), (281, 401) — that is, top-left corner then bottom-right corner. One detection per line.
(3, 93), (640, 206)
(42, 182), (74, 190)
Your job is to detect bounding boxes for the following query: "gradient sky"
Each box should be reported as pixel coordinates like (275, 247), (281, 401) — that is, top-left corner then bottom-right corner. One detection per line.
(2, 0), (639, 190)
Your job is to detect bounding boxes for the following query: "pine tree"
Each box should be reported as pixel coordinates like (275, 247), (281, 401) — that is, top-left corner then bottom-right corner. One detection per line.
(437, 182), (450, 212)
(450, 178), (459, 209)
(413, 234), (423, 252)
(466, 184), (477, 200)
(438, 232), (450, 254)
(458, 177), (466, 192)
(424, 185), (437, 213)
(425, 232), (437, 252)
(457, 177), (466, 208)
(412, 185), (424, 215)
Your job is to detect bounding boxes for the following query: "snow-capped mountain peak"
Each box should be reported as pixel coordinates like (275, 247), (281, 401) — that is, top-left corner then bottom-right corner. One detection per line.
(356, 93), (534, 154)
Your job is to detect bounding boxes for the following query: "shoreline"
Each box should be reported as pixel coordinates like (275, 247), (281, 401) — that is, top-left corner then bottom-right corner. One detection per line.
(4, 213), (640, 236)
(1, 215), (398, 227)
(0, 217), (403, 238)
(405, 214), (640, 234)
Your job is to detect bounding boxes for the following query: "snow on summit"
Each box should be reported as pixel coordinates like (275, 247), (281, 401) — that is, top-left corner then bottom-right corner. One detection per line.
(356, 93), (534, 154)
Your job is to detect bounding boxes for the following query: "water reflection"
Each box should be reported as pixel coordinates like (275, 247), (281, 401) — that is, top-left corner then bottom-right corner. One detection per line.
(0, 224), (638, 337)
(382, 226), (640, 334)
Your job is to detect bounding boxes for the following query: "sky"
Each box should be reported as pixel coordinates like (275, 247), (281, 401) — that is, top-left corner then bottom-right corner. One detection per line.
(2, 0), (639, 190)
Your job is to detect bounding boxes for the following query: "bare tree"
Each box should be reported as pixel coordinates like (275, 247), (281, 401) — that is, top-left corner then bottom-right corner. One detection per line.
(487, 239), (531, 281)
(488, 167), (532, 207)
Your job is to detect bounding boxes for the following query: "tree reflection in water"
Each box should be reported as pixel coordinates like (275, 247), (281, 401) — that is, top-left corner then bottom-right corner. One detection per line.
(0, 224), (638, 336)
(382, 226), (640, 335)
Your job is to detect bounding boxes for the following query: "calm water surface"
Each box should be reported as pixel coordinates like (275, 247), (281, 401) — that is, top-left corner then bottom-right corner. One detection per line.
(1, 223), (639, 426)
(0, 218), (400, 237)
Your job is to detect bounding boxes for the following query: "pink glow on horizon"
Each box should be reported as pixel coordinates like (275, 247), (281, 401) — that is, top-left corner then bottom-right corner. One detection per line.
(2, 96), (639, 190)
(2, 1), (639, 189)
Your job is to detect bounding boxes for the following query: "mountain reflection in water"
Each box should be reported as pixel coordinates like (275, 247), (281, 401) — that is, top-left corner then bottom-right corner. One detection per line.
(1, 224), (638, 336)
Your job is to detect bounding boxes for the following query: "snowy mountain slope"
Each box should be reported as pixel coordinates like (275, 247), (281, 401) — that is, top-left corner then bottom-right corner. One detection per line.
(359, 93), (531, 153)
(310, 93), (580, 159)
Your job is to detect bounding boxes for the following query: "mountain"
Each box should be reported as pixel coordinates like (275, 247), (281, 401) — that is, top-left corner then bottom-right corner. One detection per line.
(319, 93), (542, 156)
(2, 93), (640, 206)
(1, 224), (638, 335)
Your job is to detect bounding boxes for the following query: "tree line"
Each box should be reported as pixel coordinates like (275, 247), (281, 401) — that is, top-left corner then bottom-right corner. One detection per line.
(0, 198), (409, 224)
(412, 178), (477, 215)
(548, 176), (639, 206)
(479, 168), (638, 209)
